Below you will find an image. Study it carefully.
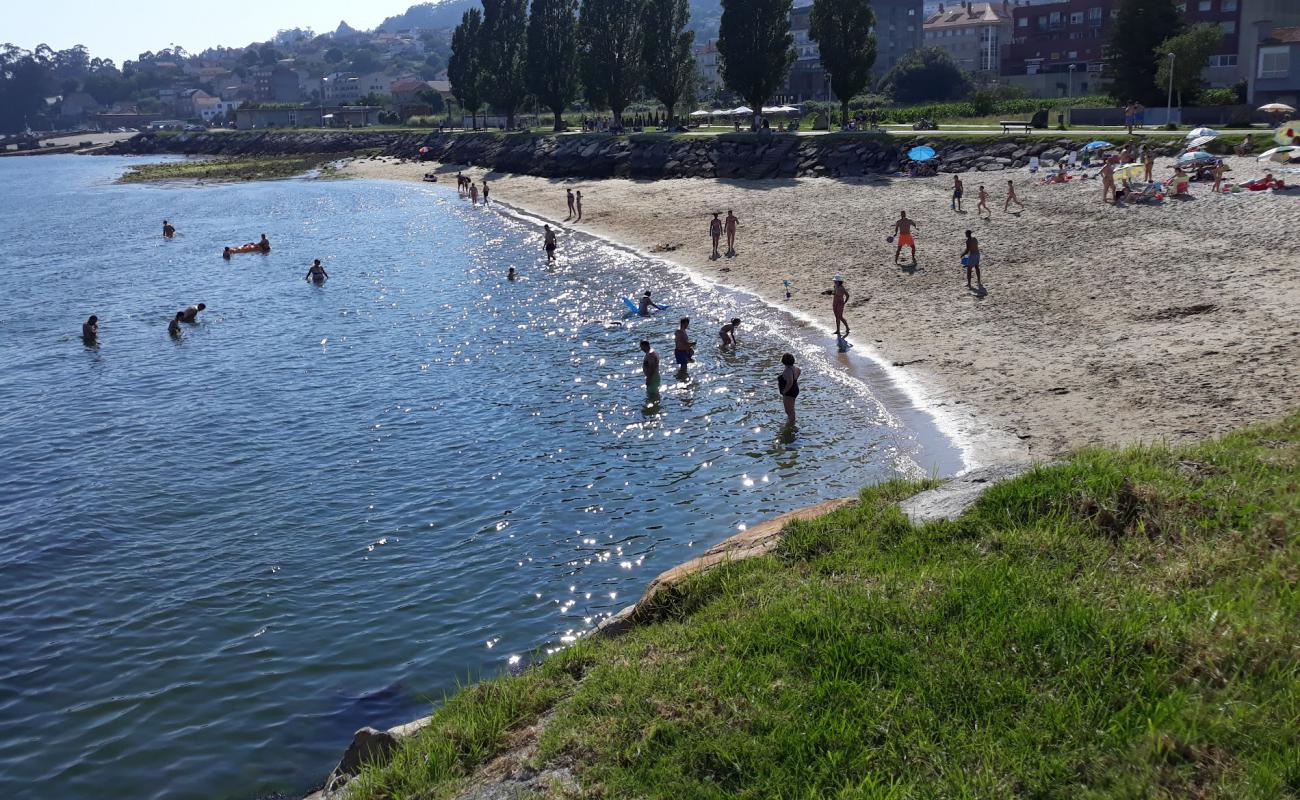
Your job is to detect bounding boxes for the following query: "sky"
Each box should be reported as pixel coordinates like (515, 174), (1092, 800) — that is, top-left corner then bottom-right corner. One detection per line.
(6, 0), (408, 66)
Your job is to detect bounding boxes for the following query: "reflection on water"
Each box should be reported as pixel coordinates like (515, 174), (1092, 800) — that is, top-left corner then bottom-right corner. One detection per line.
(0, 156), (958, 800)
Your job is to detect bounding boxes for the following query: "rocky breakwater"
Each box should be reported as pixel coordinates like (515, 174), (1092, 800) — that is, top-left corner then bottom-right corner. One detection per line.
(105, 130), (1189, 180)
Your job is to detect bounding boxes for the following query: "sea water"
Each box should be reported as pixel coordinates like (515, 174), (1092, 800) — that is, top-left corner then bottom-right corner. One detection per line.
(0, 155), (960, 800)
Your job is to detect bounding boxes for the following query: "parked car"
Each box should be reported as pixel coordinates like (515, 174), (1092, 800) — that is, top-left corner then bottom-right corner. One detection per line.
(184, 124), (205, 132)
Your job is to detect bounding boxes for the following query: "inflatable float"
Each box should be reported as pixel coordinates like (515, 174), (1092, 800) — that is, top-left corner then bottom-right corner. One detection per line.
(224, 244), (268, 255)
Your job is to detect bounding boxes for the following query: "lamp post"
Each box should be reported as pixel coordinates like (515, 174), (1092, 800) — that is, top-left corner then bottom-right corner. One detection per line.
(1165, 51), (1175, 127)
(1067, 63), (1075, 98)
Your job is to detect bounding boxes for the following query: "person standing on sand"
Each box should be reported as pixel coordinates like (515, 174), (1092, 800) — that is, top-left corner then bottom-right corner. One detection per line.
(724, 210), (739, 256)
(832, 276), (850, 336)
(640, 339), (661, 394)
(778, 352), (800, 425)
(543, 224), (558, 262)
(1143, 150), (1155, 182)
(674, 317), (695, 370)
(566, 188), (576, 219)
(163, 220), (176, 238)
(962, 230), (982, 289)
(575, 191), (583, 222)
(720, 317), (740, 346)
(951, 175), (964, 212)
(893, 211), (919, 264)
(1212, 161), (1226, 193)
(1003, 179), (1024, 212)
(977, 185), (990, 218)
(709, 212), (722, 258)
(1100, 161), (1117, 204)
(82, 315), (98, 345)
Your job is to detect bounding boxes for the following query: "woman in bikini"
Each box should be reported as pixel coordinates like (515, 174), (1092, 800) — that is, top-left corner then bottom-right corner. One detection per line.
(778, 352), (801, 425)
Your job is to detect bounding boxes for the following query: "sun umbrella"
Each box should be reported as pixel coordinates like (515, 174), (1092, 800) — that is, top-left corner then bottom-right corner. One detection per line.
(908, 145), (936, 161)
(1082, 140), (1112, 151)
(730, 106), (753, 115)
(1176, 150), (1217, 164)
(689, 109), (713, 117)
(1273, 121), (1300, 145)
(1186, 127), (1219, 139)
(1187, 135), (1216, 149)
(1257, 145), (1300, 163)
(1113, 163), (1145, 181)
(1258, 103), (1296, 113)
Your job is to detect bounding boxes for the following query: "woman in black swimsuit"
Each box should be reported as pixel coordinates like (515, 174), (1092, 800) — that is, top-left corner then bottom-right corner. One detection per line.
(777, 352), (801, 425)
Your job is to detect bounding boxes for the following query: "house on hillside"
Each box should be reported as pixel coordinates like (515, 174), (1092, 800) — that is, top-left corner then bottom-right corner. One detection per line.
(59, 92), (102, 122)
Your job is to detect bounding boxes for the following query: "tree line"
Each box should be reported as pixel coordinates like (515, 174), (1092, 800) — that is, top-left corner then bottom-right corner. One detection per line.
(447, 0), (882, 131)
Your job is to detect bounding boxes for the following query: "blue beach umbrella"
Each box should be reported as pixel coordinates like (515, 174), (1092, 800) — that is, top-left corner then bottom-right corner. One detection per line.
(908, 145), (936, 161)
(1082, 140), (1112, 151)
(1176, 150), (1217, 164)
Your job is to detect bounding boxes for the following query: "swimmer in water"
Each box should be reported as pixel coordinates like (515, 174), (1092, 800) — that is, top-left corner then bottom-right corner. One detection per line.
(181, 303), (205, 323)
(638, 291), (654, 316)
(168, 312), (183, 337)
(640, 339), (660, 391)
(673, 317), (695, 370)
(222, 247), (233, 260)
(507, 266), (517, 281)
(82, 315), (98, 344)
(719, 317), (740, 346)
(305, 259), (329, 283)
(257, 234), (271, 253)
(163, 220), (176, 238)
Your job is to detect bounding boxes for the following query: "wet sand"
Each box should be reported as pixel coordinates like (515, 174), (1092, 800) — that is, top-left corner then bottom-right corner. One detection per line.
(342, 154), (1300, 461)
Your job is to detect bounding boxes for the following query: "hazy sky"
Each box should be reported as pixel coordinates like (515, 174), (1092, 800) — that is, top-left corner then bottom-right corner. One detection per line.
(7, 0), (405, 65)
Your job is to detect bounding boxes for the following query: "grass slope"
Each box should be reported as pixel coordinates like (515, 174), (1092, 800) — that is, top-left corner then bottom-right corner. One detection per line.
(350, 413), (1300, 799)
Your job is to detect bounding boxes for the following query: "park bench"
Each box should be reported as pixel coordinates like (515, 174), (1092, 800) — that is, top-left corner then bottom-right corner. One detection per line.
(999, 120), (1034, 134)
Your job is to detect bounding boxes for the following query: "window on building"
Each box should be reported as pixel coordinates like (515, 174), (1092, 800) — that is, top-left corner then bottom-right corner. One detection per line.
(1070, 11), (1083, 23)
(1089, 7), (1102, 21)
(1258, 46), (1290, 78)
(1220, 20), (1235, 34)
(1207, 54), (1237, 67)
(1198, 0), (1210, 10)
(1068, 50), (1078, 58)
(1110, 8), (1119, 18)
(1221, 0), (1237, 9)
(1019, 17), (1028, 26)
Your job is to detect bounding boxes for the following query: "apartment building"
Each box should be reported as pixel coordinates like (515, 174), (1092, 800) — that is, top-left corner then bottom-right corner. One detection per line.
(923, 1), (1015, 78)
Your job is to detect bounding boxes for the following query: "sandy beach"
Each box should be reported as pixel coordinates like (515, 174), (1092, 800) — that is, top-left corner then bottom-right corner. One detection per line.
(342, 153), (1300, 463)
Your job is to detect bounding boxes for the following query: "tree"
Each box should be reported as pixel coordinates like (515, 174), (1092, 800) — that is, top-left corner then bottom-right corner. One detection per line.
(480, 0), (530, 129)
(416, 84), (446, 113)
(0, 44), (55, 134)
(809, 0), (876, 125)
(643, 0), (696, 125)
(448, 8), (485, 128)
(324, 47), (344, 64)
(878, 46), (970, 103)
(578, 0), (646, 127)
(1105, 0), (1182, 105)
(718, 0), (794, 129)
(527, 0), (579, 130)
(1154, 23), (1222, 107)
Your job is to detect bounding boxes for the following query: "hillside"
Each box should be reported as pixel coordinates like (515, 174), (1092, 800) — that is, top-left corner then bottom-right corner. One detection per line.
(378, 0), (723, 38)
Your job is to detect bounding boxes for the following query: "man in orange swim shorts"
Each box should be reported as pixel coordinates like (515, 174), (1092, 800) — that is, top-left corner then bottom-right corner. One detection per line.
(893, 210), (919, 265)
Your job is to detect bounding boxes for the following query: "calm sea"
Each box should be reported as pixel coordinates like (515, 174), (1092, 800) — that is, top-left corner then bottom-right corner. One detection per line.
(0, 155), (960, 800)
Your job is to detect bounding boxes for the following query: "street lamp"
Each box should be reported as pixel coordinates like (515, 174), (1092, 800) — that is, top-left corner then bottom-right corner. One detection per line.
(1067, 63), (1075, 98)
(1165, 51), (1175, 127)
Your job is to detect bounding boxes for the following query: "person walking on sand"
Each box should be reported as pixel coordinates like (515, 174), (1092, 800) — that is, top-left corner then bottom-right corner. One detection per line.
(893, 211), (919, 264)
(543, 224), (558, 262)
(962, 230), (982, 289)
(640, 339), (661, 393)
(673, 317), (695, 370)
(720, 317), (740, 346)
(575, 191), (583, 222)
(778, 352), (801, 425)
(1003, 179), (1024, 212)
(709, 212), (722, 258)
(951, 175), (964, 212)
(1100, 161), (1117, 204)
(305, 259), (329, 283)
(724, 210), (739, 256)
(832, 276), (850, 336)
(163, 220), (176, 238)
(566, 188), (576, 220)
(977, 185), (990, 218)
(82, 315), (98, 345)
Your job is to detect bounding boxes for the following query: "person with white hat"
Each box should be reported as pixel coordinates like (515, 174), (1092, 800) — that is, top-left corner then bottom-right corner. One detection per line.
(832, 275), (850, 336)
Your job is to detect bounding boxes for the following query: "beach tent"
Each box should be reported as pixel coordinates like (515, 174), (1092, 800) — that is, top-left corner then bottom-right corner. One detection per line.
(1258, 103), (1295, 113)
(1273, 121), (1300, 145)
(730, 106), (753, 115)
(1257, 145), (1300, 163)
(907, 145), (936, 161)
(1186, 127), (1219, 139)
(1082, 140), (1112, 151)
(689, 109), (713, 118)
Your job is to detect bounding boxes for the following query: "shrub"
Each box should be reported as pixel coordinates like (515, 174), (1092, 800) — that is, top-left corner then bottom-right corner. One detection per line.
(1197, 87), (1238, 107)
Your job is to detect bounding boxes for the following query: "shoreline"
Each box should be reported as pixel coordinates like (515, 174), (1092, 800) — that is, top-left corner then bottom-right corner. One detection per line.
(338, 154), (1300, 462)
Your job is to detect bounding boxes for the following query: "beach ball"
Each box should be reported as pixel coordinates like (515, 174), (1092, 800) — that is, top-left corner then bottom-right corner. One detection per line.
(886, 235), (895, 244)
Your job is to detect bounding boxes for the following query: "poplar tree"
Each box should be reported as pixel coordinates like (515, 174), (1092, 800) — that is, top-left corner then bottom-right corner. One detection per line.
(578, 0), (646, 127)
(810, 0), (877, 124)
(642, 0), (696, 125)
(527, 0), (579, 130)
(1105, 0), (1182, 105)
(718, 0), (795, 129)
(448, 8), (484, 129)
(480, 0), (530, 129)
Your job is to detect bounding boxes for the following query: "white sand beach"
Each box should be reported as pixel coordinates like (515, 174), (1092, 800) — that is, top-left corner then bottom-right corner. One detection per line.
(342, 154), (1300, 462)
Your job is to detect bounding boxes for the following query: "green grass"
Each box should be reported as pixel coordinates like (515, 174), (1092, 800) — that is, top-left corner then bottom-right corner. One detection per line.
(117, 153), (347, 183)
(350, 414), (1299, 797)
